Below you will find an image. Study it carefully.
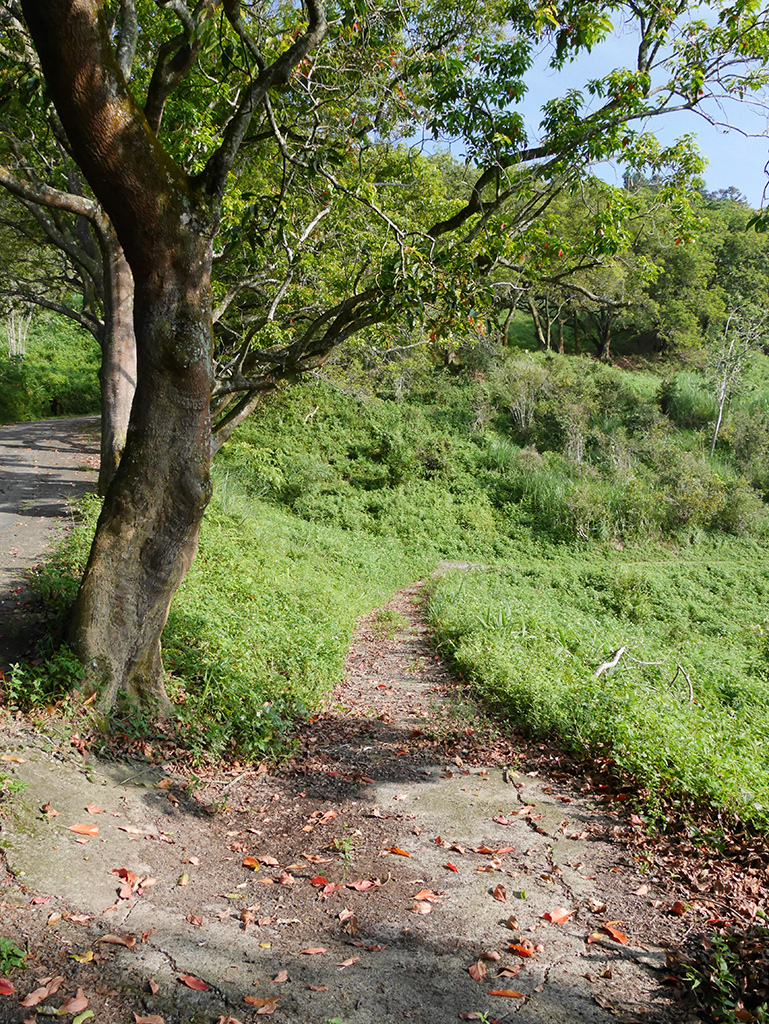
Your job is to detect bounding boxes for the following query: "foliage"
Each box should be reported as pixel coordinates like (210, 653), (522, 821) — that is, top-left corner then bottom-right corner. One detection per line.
(0, 937), (26, 976)
(678, 923), (769, 1023)
(0, 313), (100, 424)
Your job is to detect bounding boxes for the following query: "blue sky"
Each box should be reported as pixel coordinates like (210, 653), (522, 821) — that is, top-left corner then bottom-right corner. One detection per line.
(516, 21), (769, 207)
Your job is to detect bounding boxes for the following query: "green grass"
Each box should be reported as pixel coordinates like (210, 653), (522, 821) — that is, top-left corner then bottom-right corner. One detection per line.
(426, 541), (769, 827)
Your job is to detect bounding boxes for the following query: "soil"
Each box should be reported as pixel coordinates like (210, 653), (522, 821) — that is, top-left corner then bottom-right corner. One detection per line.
(0, 417), (760, 1024)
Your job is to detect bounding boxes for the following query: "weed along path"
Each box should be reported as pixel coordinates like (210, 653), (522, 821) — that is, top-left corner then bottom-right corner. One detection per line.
(0, 580), (693, 1023)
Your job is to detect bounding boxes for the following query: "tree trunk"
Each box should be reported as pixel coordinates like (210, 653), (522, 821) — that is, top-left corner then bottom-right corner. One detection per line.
(70, 241), (213, 712)
(527, 296), (546, 348)
(98, 233), (136, 494)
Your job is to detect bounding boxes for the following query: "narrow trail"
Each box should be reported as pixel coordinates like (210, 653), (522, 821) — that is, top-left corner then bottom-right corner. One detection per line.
(0, 583), (689, 1024)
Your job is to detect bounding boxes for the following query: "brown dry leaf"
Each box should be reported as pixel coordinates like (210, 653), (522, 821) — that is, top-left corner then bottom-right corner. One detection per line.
(497, 964), (523, 979)
(68, 914), (92, 924)
(299, 947), (327, 955)
(30, 895), (51, 906)
(181, 856), (200, 866)
(41, 803), (59, 818)
(58, 987), (88, 1014)
(148, 980), (160, 995)
(337, 957), (359, 968)
(308, 985), (328, 992)
(469, 960), (487, 982)
(411, 901), (431, 915)
(277, 871), (295, 886)
(85, 804), (106, 814)
(586, 897), (607, 913)
(271, 971), (289, 984)
(118, 825), (145, 835)
(633, 884), (650, 897)
(347, 878), (381, 892)
(20, 987), (50, 1008)
(338, 908), (355, 923)
(98, 934), (137, 949)
(134, 1015), (165, 1024)
(244, 996), (280, 1009)
(542, 907), (572, 924)
(46, 912), (62, 926)
(179, 975), (210, 991)
(480, 951), (502, 962)
(669, 901), (686, 916)
(260, 855), (279, 867)
(488, 989), (524, 998)
(504, 916), (519, 931)
(186, 914), (203, 927)
(67, 823), (98, 836)
(0, 755), (24, 763)
(493, 885), (507, 903)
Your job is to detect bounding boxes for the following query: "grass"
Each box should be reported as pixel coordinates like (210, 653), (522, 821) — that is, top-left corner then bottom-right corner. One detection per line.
(13, 349), (769, 825)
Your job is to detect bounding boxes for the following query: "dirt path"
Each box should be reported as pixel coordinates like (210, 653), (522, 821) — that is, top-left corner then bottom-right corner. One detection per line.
(0, 416), (99, 671)
(0, 585), (691, 1024)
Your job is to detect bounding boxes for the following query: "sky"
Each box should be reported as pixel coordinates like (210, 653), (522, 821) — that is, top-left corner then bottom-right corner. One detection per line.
(506, 17), (769, 208)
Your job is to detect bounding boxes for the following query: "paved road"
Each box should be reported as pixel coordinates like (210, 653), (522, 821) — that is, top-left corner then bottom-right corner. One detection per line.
(0, 416), (99, 670)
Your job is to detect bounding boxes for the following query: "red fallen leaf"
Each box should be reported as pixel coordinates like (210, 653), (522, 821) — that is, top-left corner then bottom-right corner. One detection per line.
(496, 846), (515, 854)
(347, 878), (381, 892)
(244, 996), (279, 1010)
(445, 862), (459, 872)
(413, 889), (440, 902)
(308, 985), (328, 992)
(493, 885), (507, 903)
(488, 989), (524, 997)
(601, 924), (627, 944)
(492, 815), (511, 826)
(309, 876), (329, 886)
(388, 847), (410, 857)
(543, 907), (572, 924)
(86, 804), (106, 814)
(300, 947), (327, 955)
(669, 901), (686, 916)
(58, 989), (88, 1014)
(508, 944), (535, 957)
(242, 857), (260, 870)
(469, 960), (487, 982)
(474, 845), (495, 854)
(31, 895), (52, 905)
(318, 810), (338, 825)
(68, 823), (98, 836)
(707, 917), (728, 926)
(322, 883), (342, 895)
(179, 975), (210, 991)
(0, 979), (13, 995)
(98, 934), (137, 948)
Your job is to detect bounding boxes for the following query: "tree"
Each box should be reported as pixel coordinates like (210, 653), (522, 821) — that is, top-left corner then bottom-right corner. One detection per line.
(708, 309), (767, 455)
(13, 0), (769, 716)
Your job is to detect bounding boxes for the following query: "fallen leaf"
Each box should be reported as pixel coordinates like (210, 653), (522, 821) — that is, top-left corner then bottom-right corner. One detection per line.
(542, 907), (572, 924)
(504, 916), (519, 930)
(299, 947), (326, 955)
(633, 885), (649, 897)
(118, 826), (145, 835)
(59, 989), (89, 1014)
(669, 901), (686, 916)
(586, 897), (607, 913)
(31, 895), (52, 906)
(338, 908), (355, 922)
(459, 1014), (483, 1020)
(242, 857), (260, 870)
(41, 803), (59, 818)
(272, 971), (289, 984)
(85, 804), (105, 814)
(46, 912), (62, 926)
(186, 915), (203, 927)
(411, 902), (431, 914)
(0, 755), (24, 763)
(347, 878), (381, 892)
(68, 915), (92, 924)
(148, 980), (160, 995)
(497, 964), (523, 979)
(469, 960), (487, 982)
(337, 957), (359, 968)
(492, 815), (511, 826)
(488, 989), (524, 998)
(308, 985), (328, 992)
(493, 885), (507, 903)
(244, 997), (279, 1010)
(388, 847), (410, 857)
(98, 934), (136, 948)
(445, 862), (459, 872)
(508, 944), (535, 957)
(480, 951), (501, 962)
(67, 823), (98, 836)
(601, 924), (627, 944)
(181, 856), (200, 866)
(72, 1012), (95, 1024)
(134, 1015), (165, 1024)
(0, 979), (13, 995)
(177, 873), (189, 886)
(70, 951), (95, 964)
(413, 889), (440, 902)
(179, 975), (210, 991)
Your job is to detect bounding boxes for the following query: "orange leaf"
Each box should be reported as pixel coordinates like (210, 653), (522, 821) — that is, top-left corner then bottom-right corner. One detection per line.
(493, 885), (507, 903)
(508, 944), (535, 957)
(469, 960), (487, 982)
(179, 975), (210, 991)
(68, 823), (99, 836)
(245, 997), (280, 1008)
(242, 857), (260, 870)
(85, 804), (106, 814)
(488, 989), (524, 997)
(601, 924), (627, 944)
(0, 979), (13, 996)
(669, 901), (686, 916)
(58, 988), (88, 1014)
(388, 847), (410, 857)
(543, 907), (572, 924)
(309, 876), (329, 887)
(413, 889), (440, 902)
(300, 947), (326, 955)
(445, 862), (459, 872)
